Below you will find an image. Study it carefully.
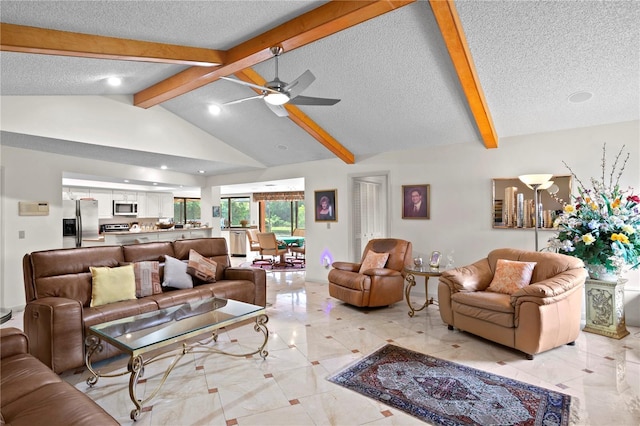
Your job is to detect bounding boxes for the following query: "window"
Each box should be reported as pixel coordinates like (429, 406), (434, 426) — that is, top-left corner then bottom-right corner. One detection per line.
(174, 198), (201, 223)
(264, 200), (305, 236)
(221, 197), (250, 227)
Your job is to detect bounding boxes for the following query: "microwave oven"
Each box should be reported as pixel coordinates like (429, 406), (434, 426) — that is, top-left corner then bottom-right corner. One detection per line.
(113, 201), (138, 216)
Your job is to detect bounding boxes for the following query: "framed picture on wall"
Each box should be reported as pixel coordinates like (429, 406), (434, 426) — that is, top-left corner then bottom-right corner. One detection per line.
(402, 184), (430, 219)
(315, 189), (337, 222)
(212, 206), (220, 217)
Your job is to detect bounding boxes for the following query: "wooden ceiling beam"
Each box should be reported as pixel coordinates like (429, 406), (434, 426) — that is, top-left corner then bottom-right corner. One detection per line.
(235, 69), (355, 164)
(134, 0), (416, 108)
(0, 23), (225, 66)
(429, 0), (498, 149)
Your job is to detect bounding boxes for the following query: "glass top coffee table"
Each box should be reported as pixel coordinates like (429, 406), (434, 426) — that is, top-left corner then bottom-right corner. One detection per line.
(85, 297), (268, 420)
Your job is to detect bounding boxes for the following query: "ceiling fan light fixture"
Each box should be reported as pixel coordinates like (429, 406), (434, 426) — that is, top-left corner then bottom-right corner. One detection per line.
(264, 92), (289, 106)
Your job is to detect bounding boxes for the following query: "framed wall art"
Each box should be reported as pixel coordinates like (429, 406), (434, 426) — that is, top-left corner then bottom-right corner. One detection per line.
(315, 189), (337, 222)
(402, 184), (430, 219)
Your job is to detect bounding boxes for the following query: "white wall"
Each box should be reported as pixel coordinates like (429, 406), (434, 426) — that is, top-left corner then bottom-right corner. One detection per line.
(3, 120), (639, 325)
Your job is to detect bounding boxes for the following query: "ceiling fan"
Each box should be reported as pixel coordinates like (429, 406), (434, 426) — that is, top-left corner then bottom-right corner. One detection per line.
(220, 46), (340, 117)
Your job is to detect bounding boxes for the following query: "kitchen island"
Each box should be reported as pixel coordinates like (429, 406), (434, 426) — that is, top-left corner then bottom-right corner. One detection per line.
(101, 227), (213, 245)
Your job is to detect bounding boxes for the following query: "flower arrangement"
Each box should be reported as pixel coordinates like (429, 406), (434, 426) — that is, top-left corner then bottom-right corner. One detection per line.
(549, 144), (640, 275)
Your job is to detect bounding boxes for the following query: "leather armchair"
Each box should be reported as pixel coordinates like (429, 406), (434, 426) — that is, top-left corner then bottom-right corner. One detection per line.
(438, 248), (587, 359)
(328, 238), (412, 307)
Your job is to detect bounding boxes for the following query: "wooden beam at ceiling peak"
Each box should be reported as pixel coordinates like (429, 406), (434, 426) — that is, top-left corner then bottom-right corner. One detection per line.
(429, 0), (498, 149)
(0, 23), (225, 66)
(134, 0), (416, 108)
(234, 68), (355, 165)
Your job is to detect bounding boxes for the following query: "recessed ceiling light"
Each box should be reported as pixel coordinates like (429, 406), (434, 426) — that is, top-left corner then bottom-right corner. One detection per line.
(107, 77), (122, 87)
(208, 105), (221, 115)
(568, 91), (593, 103)
(153, 182), (158, 185)
(124, 179), (129, 183)
(198, 170), (205, 174)
(160, 165), (168, 170)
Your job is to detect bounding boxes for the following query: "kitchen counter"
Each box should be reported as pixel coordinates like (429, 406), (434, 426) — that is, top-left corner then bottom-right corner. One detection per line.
(100, 227), (213, 245)
(102, 226), (213, 236)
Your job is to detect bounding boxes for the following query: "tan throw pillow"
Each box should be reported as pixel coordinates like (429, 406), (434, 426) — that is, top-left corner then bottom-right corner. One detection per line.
(487, 259), (537, 295)
(187, 249), (217, 283)
(133, 261), (162, 297)
(90, 264), (137, 307)
(359, 251), (390, 273)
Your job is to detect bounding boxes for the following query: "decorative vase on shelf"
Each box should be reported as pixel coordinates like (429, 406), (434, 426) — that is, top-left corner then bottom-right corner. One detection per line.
(584, 263), (620, 283)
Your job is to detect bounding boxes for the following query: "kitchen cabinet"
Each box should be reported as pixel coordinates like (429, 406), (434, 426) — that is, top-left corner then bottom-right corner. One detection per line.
(141, 192), (174, 218)
(90, 189), (113, 218)
(159, 193), (174, 218)
(112, 190), (137, 201)
(136, 192), (147, 217)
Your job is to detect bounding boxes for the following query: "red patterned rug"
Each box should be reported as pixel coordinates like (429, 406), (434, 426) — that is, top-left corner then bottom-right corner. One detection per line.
(328, 344), (572, 426)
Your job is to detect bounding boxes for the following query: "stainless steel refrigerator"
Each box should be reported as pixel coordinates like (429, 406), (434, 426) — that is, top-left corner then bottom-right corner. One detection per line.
(62, 199), (99, 248)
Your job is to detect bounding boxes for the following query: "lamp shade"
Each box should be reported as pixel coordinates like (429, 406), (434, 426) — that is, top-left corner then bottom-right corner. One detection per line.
(518, 174), (553, 189)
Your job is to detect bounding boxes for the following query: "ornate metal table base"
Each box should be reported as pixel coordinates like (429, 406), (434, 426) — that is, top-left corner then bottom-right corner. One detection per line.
(583, 279), (629, 339)
(404, 267), (442, 317)
(85, 314), (269, 421)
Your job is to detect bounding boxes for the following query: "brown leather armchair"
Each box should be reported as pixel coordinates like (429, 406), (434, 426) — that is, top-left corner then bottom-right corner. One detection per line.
(438, 248), (587, 359)
(328, 238), (412, 307)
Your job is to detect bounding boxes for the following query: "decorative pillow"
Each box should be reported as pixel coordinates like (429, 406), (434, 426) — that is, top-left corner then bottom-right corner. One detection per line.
(487, 259), (537, 295)
(133, 261), (162, 297)
(187, 249), (217, 283)
(162, 255), (193, 289)
(359, 251), (390, 273)
(90, 264), (137, 307)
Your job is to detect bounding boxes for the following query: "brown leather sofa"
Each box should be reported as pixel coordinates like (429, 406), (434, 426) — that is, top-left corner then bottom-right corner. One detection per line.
(22, 237), (266, 373)
(438, 248), (587, 359)
(328, 238), (412, 307)
(1, 327), (119, 425)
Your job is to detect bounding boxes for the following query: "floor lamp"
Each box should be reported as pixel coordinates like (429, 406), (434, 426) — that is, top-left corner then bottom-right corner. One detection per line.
(518, 174), (553, 251)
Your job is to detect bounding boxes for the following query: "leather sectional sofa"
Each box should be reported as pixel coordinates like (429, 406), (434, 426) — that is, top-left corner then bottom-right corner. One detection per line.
(22, 237), (266, 373)
(438, 248), (587, 359)
(1, 327), (119, 425)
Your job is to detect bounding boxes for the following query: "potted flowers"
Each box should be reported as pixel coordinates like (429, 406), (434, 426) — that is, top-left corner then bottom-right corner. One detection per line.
(549, 144), (640, 281)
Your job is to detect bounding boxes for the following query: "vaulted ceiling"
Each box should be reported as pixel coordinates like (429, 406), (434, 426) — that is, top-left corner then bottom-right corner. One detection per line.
(1, 1), (638, 187)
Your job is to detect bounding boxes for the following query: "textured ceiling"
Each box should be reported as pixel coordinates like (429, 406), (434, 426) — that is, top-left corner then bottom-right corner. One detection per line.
(1, 0), (638, 192)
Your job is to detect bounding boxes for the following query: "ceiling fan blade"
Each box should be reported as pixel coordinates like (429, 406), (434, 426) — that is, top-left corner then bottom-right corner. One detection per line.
(222, 94), (265, 106)
(289, 95), (340, 106)
(219, 76), (277, 94)
(265, 102), (289, 117)
(284, 70), (315, 99)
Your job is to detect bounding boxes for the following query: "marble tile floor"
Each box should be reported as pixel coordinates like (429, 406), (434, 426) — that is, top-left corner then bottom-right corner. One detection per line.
(3, 269), (639, 425)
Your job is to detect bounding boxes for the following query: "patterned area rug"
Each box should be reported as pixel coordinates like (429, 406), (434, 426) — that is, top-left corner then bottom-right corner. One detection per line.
(327, 344), (572, 426)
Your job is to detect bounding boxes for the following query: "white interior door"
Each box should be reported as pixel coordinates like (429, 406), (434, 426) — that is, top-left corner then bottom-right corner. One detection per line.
(352, 175), (388, 261)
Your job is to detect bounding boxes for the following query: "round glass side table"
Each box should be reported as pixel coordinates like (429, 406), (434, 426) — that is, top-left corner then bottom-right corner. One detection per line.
(404, 265), (442, 317)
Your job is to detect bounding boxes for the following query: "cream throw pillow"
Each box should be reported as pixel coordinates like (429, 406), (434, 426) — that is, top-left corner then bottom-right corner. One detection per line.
(487, 259), (537, 295)
(90, 264), (137, 307)
(359, 252), (390, 273)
